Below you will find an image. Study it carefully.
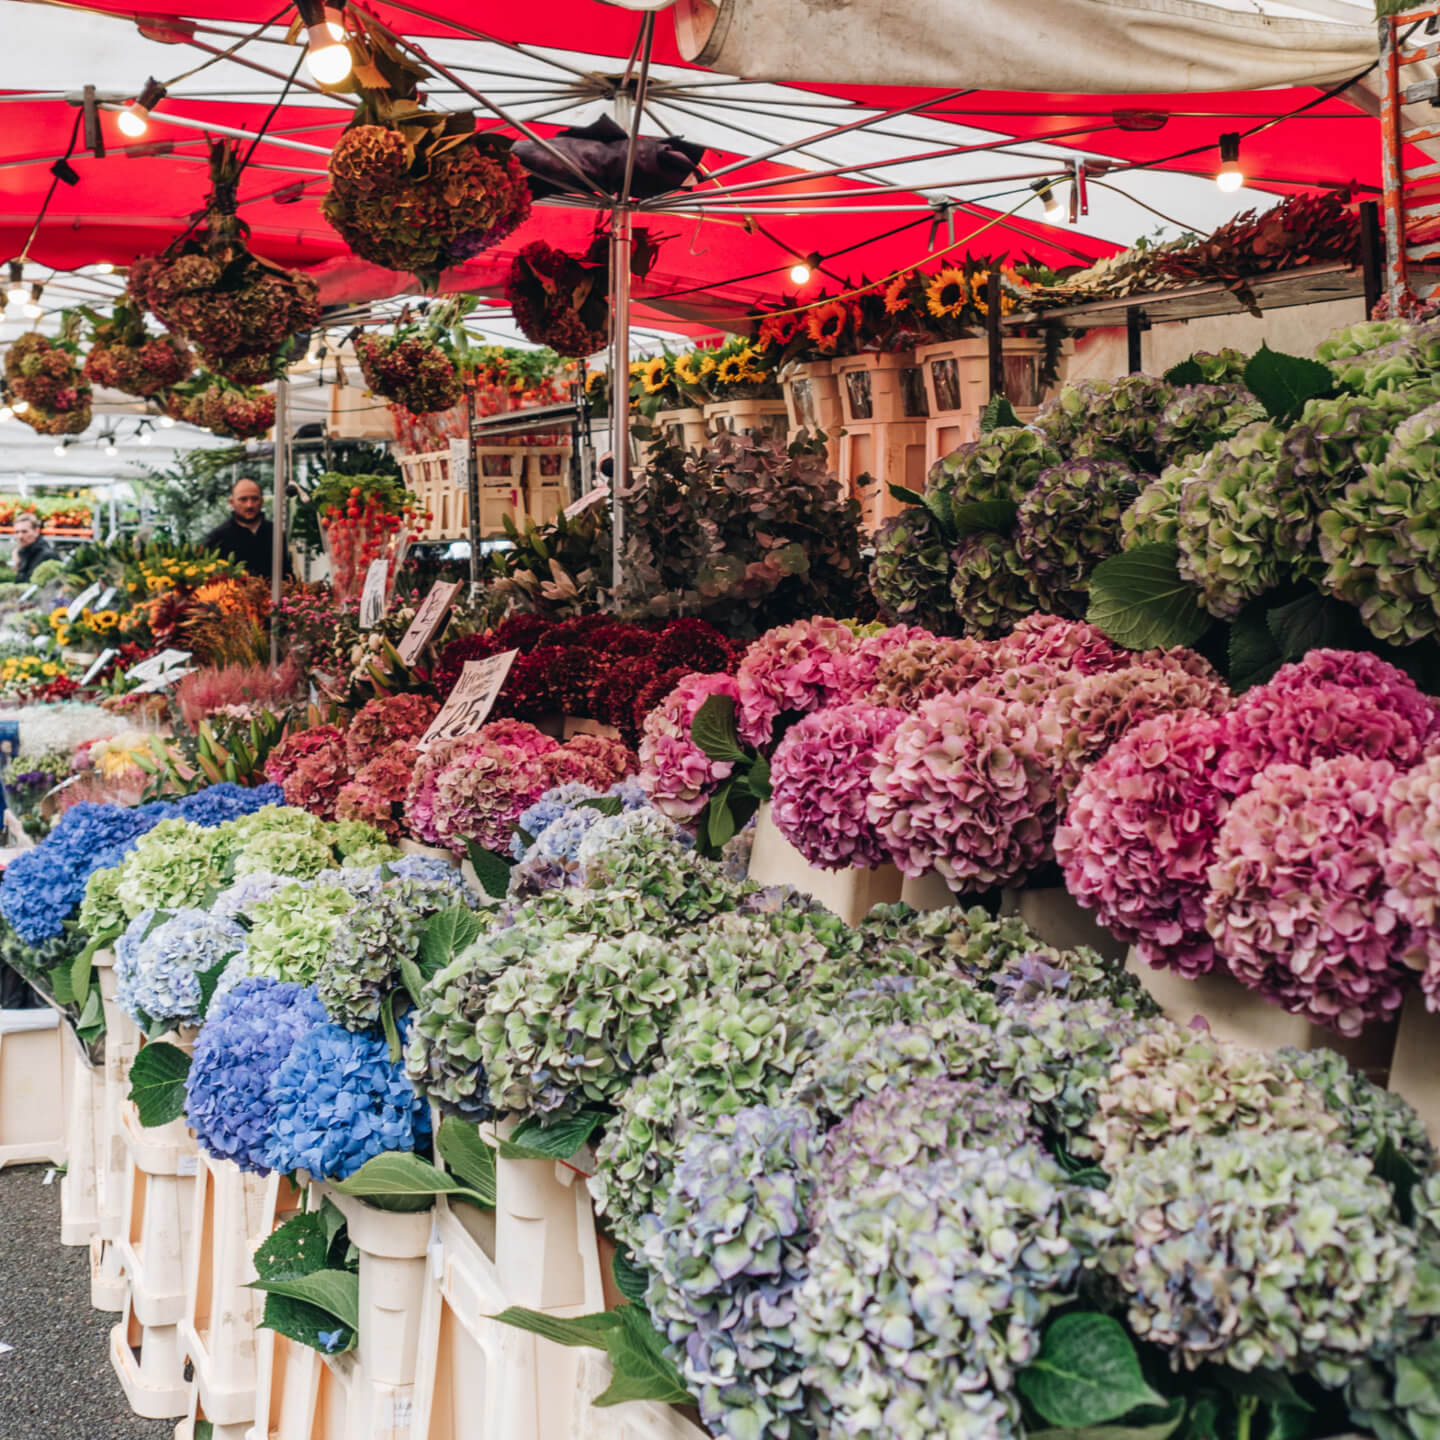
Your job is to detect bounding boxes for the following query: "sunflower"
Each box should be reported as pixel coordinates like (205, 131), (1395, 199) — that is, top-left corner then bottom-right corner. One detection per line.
(970, 270), (1019, 317)
(883, 271), (917, 314)
(584, 369), (605, 395)
(673, 352), (708, 387)
(758, 311), (801, 349)
(804, 300), (852, 353)
(90, 610), (120, 631)
(925, 267), (970, 319)
(638, 355), (670, 395)
(714, 354), (747, 386)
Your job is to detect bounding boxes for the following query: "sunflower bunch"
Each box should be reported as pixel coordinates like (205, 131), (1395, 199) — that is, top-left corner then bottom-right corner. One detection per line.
(699, 337), (780, 400)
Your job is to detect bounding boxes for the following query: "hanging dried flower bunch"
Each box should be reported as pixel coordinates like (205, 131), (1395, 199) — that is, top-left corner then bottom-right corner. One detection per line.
(128, 140), (320, 385)
(81, 298), (193, 398)
(5, 324), (92, 435)
(506, 240), (610, 357)
(355, 327), (462, 415)
(322, 25), (532, 286)
(164, 375), (275, 440)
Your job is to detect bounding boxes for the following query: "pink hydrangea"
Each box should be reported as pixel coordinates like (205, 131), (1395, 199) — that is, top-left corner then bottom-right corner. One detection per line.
(280, 750), (347, 821)
(638, 672), (742, 822)
(866, 691), (1060, 893)
(1214, 669), (1440, 798)
(1205, 754), (1410, 1036)
(1381, 754), (1440, 1008)
(430, 738), (549, 854)
(405, 735), (474, 846)
(548, 733), (637, 785)
(832, 625), (934, 701)
(1267, 647), (1432, 697)
(336, 741), (421, 840)
(993, 614), (1132, 676)
(344, 693), (439, 769)
(1046, 664), (1232, 800)
(862, 634), (999, 710)
(971, 660), (1078, 709)
(477, 717), (560, 760)
(264, 724), (346, 788)
(734, 617), (857, 747)
(770, 702), (906, 869)
(1056, 710), (1230, 978)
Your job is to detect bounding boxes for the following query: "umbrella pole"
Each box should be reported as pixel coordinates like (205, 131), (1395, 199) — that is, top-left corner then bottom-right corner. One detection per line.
(609, 204), (632, 607)
(270, 374), (289, 668)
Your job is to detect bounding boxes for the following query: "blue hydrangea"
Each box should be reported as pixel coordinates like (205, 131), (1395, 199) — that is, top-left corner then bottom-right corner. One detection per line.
(384, 853), (467, 888)
(114, 907), (248, 1029)
(186, 977), (327, 1171)
(509, 784), (605, 860)
(173, 782), (284, 828)
(265, 1020), (432, 1180)
(212, 870), (293, 921)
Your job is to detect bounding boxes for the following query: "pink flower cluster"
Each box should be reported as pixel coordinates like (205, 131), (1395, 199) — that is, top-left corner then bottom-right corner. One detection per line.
(638, 672), (742, 821)
(265, 725), (348, 819)
(867, 691), (1061, 892)
(544, 733), (637, 789)
(862, 634), (998, 710)
(1056, 710), (1230, 979)
(343, 693), (440, 769)
(993, 613), (1131, 676)
(1204, 755), (1410, 1037)
(770, 702), (906, 869)
(431, 738), (549, 854)
(404, 736), (466, 846)
(832, 625), (933, 700)
(336, 741), (421, 840)
(734, 617), (858, 746)
(1381, 754), (1440, 1007)
(264, 725), (346, 788)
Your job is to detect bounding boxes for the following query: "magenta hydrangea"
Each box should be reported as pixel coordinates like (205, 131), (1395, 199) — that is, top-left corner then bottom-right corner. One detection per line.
(867, 691), (1060, 893)
(833, 625), (935, 702)
(770, 702), (906, 870)
(344, 693), (440, 769)
(1055, 710), (1230, 978)
(1381, 754), (1440, 1008)
(638, 672), (742, 822)
(992, 614), (1132, 676)
(477, 717), (560, 760)
(405, 735), (471, 846)
(430, 738), (549, 854)
(1206, 754), (1411, 1036)
(734, 617), (858, 747)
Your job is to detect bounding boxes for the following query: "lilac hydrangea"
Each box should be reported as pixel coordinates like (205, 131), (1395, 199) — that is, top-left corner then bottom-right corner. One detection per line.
(211, 870), (293, 921)
(185, 977), (327, 1171)
(508, 783), (605, 859)
(172, 782), (284, 827)
(265, 1020), (432, 1180)
(114, 907), (248, 1029)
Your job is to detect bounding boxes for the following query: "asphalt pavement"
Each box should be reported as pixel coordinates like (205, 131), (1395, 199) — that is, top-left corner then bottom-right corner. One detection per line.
(0, 1164), (173, 1440)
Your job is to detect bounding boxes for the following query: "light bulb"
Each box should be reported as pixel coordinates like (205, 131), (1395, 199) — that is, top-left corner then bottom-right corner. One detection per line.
(12, 399), (29, 415)
(789, 261), (812, 285)
(1216, 132), (1243, 193)
(53, 442), (65, 457)
(5, 262), (26, 307)
(138, 429), (151, 445)
(94, 262), (114, 275)
(104, 441), (118, 457)
(116, 105), (148, 138)
(23, 302), (40, 319)
(158, 414), (175, 429)
(322, 6), (345, 39)
(1031, 179), (1064, 222)
(306, 24), (353, 84)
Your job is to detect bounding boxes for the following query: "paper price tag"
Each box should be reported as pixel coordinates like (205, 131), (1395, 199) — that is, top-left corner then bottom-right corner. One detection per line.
(397, 580), (462, 667)
(81, 647), (119, 687)
(418, 651), (518, 748)
(18, 584), (36, 603)
(448, 437), (471, 495)
(564, 484), (609, 519)
(125, 648), (193, 685)
(66, 581), (103, 624)
(359, 557), (391, 630)
(94, 586), (117, 612)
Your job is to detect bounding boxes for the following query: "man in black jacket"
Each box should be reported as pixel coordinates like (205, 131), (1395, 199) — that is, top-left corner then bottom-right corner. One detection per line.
(12, 512), (57, 583)
(203, 475), (292, 579)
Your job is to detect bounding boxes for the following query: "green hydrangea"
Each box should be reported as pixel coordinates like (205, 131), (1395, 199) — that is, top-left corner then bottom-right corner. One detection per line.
(234, 828), (336, 881)
(1015, 458), (1138, 615)
(219, 804), (329, 860)
(1154, 383), (1265, 464)
(869, 508), (956, 632)
(245, 880), (356, 985)
(332, 819), (398, 866)
(925, 427), (1060, 513)
(1174, 419), (1287, 617)
(115, 818), (226, 919)
(1318, 401), (1440, 643)
(79, 866), (126, 940)
(1316, 318), (1412, 363)
(1186, 348), (1251, 383)
(1035, 375), (1174, 471)
(1122, 460), (1190, 548)
(948, 531), (1036, 638)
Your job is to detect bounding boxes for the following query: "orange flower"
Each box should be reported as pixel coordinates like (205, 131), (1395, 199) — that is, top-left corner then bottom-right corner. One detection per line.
(925, 268), (970, 319)
(970, 270), (1018, 316)
(758, 311), (801, 349)
(804, 300), (852, 353)
(883, 272), (916, 314)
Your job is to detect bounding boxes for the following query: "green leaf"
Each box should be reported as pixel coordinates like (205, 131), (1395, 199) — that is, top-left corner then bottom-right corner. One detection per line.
(577, 796), (624, 817)
(330, 1151), (488, 1212)
(980, 395), (1020, 432)
(1264, 590), (1356, 662)
(499, 1109), (606, 1162)
(1087, 544), (1212, 651)
(1018, 1313), (1166, 1428)
(921, 485), (955, 538)
(419, 903), (484, 976)
(1228, 607), (1283, 692)
(69, 939), (99, 1005)
(491, 1306), (622, 1350)
(706, 781), (737, 851)
(195, 1423), (214, 1440)
(1206, 1365), (1312, 1412)
(127, 1041), (192, 1128)
(253, 1210), (333, 1281)
(690, 693), (748, 763)
(399, 954), (427, 1007)
(1374, 1135), (1421, 1226)
(1027, 1401), (1184, 1440)
(195, 955), (231, 1021)
(745, 753), (771, 801)
(594, 1304), (691, 1407)
(248, 1270), (360, 1332)
(379, 989), (401, 1063)
(950, 500), (1019, 537)
(1163, 359), (1205, 387)
(463, 842), (513, 900)
(612, 1248), (648, 1304)
(49, 961), (75, 1007)
(1242, 343), (1334, 424)
(888, 482), (925, 506)
(435, 1116), (497, 1206)
(76, 984), (104, 1044)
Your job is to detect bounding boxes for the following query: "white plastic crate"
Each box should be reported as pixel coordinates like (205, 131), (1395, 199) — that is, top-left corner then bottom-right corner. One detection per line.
(94, 948), (140, 1311)
(0, 1006), (67, 1169)
(1388, 992), (1438, 1143)
(998, 887), (1128, 963)
(836, 420), (927, 531)
(700, 398), (788, 442)
(61, 1031), (104, 1245)
(571, 1352), (708, 1440)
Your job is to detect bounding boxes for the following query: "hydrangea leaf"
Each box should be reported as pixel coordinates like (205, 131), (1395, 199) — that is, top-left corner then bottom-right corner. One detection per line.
(435, 1116), (497, 1207)
(48, 960), (75, 1006)
(195, 955), (232, 1021)
(253, 1210), (333, 1282)
(462, 844), (512, 901)
(980, 394), (1021, 432)
(418, 904), (485, 978)
(1228, 605), (1284, 693)
(491, 1306), (623, 1349)
(1263, 590), (1358, 663)
(127, 1040), (192, 1128)
(611, 1248), (648, 1304)
(1027, 1403), (1185, 1440)
(329, 1151), (487, 1213)
(1208, 1366), (1312, 1412)
(1018, 1312), (1166, 1427)
(888, 483), (924, 506)
(690, 693), (748, 763)
(950, 499), (1020, 537)
(1373, 1135), (1422, 1226)
(500, 1109), (606, 1161)
(258, 1293), (356, 1357)
(248, 1271), (360, 1332)
(1242, 344), (1334, 424)
(594, 1305), (691, 1408)
(1164, 358), (1206, 387)
(1086, 543), (1212, 650)
(577, 796), (625, 817)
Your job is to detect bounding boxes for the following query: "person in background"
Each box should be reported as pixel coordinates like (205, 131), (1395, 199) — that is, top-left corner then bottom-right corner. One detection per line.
(203, 475), (292, 580)
(11, 511), (57, 583)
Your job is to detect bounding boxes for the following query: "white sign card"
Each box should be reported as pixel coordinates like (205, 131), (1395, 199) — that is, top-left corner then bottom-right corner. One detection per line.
(65, 582), (103, 624)
(397, 580), (462, 667)
(80, 647), (119, 687)
(448, 437), (470, 496)
(124, 648), (192, 685)
(18, 584), (36, 603)
(130, 665), (196, 696)
(418, 650), (519, 748)
(94, 586), (117, 611)
(564, 485), (609, 519)
(359, 557), (391, 630)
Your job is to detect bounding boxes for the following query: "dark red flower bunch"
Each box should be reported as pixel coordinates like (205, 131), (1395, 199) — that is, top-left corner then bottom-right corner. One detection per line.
(651, 617), (737, 674)
(584, 623), (658, 659)
(544, 647), (600, 715)
(429, 632), (502, 695)
(494, 649), (556, 720)
(82, 300), (194, 398)
(533, 613), (614, 649)
(33, 674), (80, 703)
(355, 332), (463, 416)
(505, 241), (609, 358)
(5, 334), (92, 435)
(490, 613), (555, 652)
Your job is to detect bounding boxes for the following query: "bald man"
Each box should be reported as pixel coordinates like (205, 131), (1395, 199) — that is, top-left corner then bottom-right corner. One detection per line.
(203, 475), (291, 579)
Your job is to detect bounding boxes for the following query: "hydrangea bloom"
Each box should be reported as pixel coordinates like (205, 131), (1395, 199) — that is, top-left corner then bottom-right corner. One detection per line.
(1057, 710), (1232, 978)
(537, 733), (637, 791)
(266, 1021), (431, 1180)
(1381, 754), (1440, 1006)
(509, 783), (608, 858)
(770, 702), (906, 869)
(172, 782), (284, 826)
(430, 738), (548, 854)
(115, 818), (226, 919)
(869, 509), (959, 633)
(1094, 1131), (1418, 1384)
(245, 880), (357, 985)
(343, 692), (439, 768)
(1206, 755), (1411, 1035)
(185, 977), (327, 1170)
(947, 531), (1036, 639)
(642, 1107), (823, 1440)
(78, 866), (127, 939)
(336, 742), (421, 840)
(734, 617), (858, 747)
(867, 692), (1060, 892)
(115, 907), (248, 1029)
(210, 869), (292, 921)
(638, 672), (743, 822)
(991, 613), (1131, 676)
(404, 735), (473, 846)
(833, 624), (935, 702)
(233, 824), (336, 881)
(861, 634), (997, 710)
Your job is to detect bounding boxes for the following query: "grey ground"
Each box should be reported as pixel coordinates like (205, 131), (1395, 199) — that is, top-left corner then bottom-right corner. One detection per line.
(0, 1164), (173, 1440)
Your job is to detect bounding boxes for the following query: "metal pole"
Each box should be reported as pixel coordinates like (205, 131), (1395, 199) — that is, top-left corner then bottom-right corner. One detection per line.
(986, 271), (1005, 400)
(609, 207), (633, 604)
(1126, 307), (1145, 375)
(464, 391), (481, 592)
(270, 375), (289, 668)
(1360, 199), (1383, 319)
